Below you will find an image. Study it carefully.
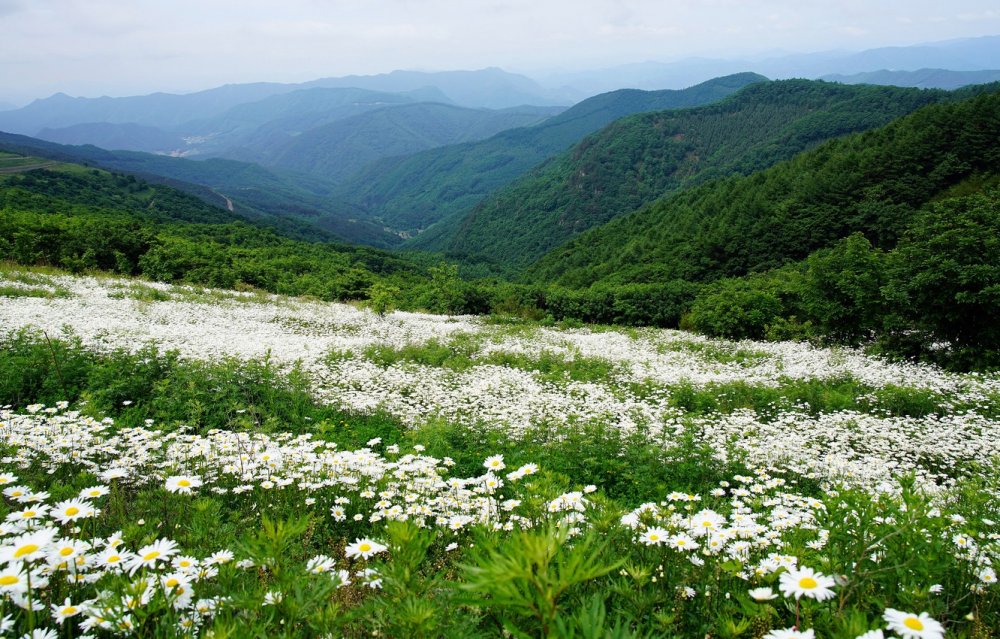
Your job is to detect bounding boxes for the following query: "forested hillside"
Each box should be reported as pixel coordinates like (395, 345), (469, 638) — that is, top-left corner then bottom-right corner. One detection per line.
(424, 80), (958, 271)
(0, 131), (400, 247)
(528, 88), (1000, 287)
(337, 73), (766, 235)
(0, 161), (423, 298)
(264, 102), (559, 183)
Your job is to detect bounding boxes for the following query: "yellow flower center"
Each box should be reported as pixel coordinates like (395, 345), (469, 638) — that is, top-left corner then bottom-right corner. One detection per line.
(143, 551), (161, 561)
(65, 507), (80, 516)
(178, 479), (191, 487)
(676, 540), (686, 546)
(60, 547), (74, 556)
(62, 606), (77, 615)
(166, 578), (180, 587)
(904, 618), (924, 631)
(649, 534), (660, 541)
(22, 510), (36, 518)
(14, 544), (39, 558)
(107, 555), (121, 563)
(359, 543), (371, 552)
(0, 575), (20, 585)
(799, 577), (818, 589)
(180, 560), (191, 567)
(88, 491), (100, 496)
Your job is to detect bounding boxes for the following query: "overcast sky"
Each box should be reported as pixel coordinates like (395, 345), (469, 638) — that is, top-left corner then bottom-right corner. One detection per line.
(2, 0), (999, 105)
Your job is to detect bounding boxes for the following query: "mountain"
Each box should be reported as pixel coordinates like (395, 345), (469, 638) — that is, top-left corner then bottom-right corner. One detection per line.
(422, 80), (959, 273)
(541, 35), (1000, 96)
(526, 86), (1000, 289)
(0, 83), (298, 134)
(36, 122), (186, 154)
(821, 68), (1000, 90)
(337, 72), (766, 236)
(0, 157), (424, 299)
(0, 68), (568, 137)
(0, 131), (399, 247)
(298, 67), (573, 108)
(265, 103), (562, 183)
(172, 87), (450, 158)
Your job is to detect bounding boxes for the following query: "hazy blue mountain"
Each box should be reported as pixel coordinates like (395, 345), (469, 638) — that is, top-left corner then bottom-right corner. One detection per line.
(300, 67), (573, 108)
(174, 87), (448, 157)
(0, 131), (400, 247)
(264, 102), (562, 183)
(338, 72), (766, 236)
(36, 122), (185, 153)
(0, 68), (570, 137)
(0, 102), (17, 112)
(541, 35), (1000, 96)
(821, 68), (1000, 90)
(0, 83), (299, 134)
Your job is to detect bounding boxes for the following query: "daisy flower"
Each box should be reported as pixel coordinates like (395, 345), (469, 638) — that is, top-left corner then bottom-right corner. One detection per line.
(78, 485), (109, 500)
(668, 533), (699, 551)
(129, 538), (179, 573)
(51, 598), (83, 624)
(0, 564), (30, 594)
(164, 475), (202, 494)
(483, 455), (505, 471)
(748, 587), (779, 601)
(345, 538), (387, 560)
(0, 527), (58, 563)
(639, 527), (669, 546)
(779, 566), (836, 601)
(50, 499), (95, 524)
(883, 609), (945, 639)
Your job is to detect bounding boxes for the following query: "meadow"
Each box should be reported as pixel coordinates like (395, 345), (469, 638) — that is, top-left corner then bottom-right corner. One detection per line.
(0, 267), (997, 638)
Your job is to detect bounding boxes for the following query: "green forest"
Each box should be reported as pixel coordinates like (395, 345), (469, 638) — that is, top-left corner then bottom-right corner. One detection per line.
(424, 80), (969, 272)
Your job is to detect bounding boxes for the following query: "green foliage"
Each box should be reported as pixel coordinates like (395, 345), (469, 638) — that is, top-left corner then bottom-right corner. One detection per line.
(460, 525), (624, 638)
(0, 165), (428, 301)
(529, 87), (1000, 288)
(429, 80), (952, 273)
(883, 190), (1000, 368)
(800, 233), (887, 344)
(366, 280), (400, 317)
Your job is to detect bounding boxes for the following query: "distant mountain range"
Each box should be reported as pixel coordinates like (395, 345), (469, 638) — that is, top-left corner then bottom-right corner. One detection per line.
(540, 35), (1000, 95)
(0, 68), (569, 137)
(820, 68), (1000, 90)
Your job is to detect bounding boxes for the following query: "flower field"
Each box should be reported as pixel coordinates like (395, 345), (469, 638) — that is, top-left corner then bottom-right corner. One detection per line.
(0, 268), (997, 638)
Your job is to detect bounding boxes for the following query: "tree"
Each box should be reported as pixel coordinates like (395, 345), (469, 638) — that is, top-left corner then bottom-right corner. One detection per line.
(884, 190), (1000, 369)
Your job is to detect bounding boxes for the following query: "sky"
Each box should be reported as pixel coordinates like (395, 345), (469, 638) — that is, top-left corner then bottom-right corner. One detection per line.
(1, 0), (999, 105)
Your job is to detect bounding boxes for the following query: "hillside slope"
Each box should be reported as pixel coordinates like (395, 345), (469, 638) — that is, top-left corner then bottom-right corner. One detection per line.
(337, 73), (767, 235)
(423, 80), (956, 271)
(526, 88), (1000, 288)
(264, 102), (560, 183)
(0, 132), (399, 247)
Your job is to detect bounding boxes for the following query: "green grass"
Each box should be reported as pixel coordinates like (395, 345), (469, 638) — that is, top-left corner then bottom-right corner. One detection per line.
(0, 284), (72, 299)
(358, 335), (623, 384)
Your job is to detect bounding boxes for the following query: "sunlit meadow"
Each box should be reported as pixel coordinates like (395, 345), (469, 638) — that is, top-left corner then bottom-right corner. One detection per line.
(0, 268), (997, 638)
